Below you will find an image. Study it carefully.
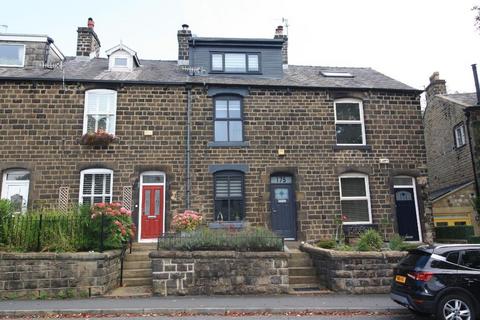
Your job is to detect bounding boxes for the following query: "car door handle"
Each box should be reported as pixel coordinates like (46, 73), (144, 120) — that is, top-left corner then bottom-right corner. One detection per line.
(272, 209), (277, 213)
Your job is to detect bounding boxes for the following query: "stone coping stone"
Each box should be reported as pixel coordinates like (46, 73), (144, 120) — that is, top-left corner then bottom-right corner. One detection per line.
(149, 250), (289, 259)
(300, 243), (407, 259)
(0, 250), (121, 261)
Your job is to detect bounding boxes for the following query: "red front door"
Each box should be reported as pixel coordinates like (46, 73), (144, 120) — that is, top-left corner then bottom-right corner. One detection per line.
(141, 185), (164, 240)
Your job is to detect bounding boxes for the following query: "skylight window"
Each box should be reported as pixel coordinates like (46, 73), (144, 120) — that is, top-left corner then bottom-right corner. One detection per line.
(320, 71), (354, 78)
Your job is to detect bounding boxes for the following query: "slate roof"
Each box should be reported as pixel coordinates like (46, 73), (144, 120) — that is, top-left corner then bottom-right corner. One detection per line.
(438, 92), (478, 107)
(430, 180), (474, 201)
(0, 57), (419, 92)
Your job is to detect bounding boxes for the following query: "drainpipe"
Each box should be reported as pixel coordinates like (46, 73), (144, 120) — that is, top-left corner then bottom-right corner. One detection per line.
(465, 111), (479, 197)
(467, 64), (480, 197)
(185, 86), (192, 209)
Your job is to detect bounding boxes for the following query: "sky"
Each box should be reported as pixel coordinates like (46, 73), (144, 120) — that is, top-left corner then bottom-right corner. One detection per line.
(1, 0), (480, 94)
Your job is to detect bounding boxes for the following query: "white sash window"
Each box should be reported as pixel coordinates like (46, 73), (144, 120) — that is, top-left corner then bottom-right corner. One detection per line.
(83, 89), (117, 134)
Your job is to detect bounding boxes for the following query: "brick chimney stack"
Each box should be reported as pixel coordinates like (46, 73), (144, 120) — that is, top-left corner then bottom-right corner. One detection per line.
(426, 72), (447, 105)
(177, 24), (191, 66)
(76, 17), (101, 58)
(274, 25), (288, 68)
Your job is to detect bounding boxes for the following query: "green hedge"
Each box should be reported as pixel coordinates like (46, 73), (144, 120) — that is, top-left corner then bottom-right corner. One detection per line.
(469, 236), (480, 244)
(435, 226), (474, 240)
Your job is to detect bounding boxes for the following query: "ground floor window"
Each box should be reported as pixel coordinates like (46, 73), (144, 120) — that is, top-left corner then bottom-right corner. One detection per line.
(338, 173), (372, 224)
(214, 171), (244, 221)
(79, 168), (113, 205)
(1, 169), (30, 213)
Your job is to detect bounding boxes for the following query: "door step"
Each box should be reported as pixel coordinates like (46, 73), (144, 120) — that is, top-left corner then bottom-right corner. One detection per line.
(104, 286), (152, 298)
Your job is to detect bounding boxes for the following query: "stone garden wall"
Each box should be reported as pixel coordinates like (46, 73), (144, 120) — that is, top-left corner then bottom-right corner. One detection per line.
(150, 250), (289, 296)
(0, 250), (121, 299)
(301, 243), (406, 294)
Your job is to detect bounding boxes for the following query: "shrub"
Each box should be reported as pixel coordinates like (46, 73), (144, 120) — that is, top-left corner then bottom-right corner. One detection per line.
(158, 226), (283, 251)
(171, 210), (203, 232)
(388, 234), (419, 251)
(435, 226), (474, 240)
(88, 202), (135, 250)
(356, 229), (383, 251)
(469, 236), (480, 244)
(316, 239), (336, 249)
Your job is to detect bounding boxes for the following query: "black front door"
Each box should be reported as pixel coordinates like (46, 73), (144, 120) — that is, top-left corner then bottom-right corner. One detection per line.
(270, 177), (296, 239)
(394, 188), (420, 241)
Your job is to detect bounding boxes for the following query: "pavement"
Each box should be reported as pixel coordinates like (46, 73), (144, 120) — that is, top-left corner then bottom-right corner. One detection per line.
(0, 294), (408, 317)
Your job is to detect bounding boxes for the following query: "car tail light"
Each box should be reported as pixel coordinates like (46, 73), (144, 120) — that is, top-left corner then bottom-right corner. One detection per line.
(408, 271), (434, 282)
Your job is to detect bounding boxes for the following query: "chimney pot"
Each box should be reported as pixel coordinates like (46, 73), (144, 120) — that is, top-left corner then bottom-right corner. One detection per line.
(182, 24), (189, 30)
(275, 25), (283, 35)
(425, 71), (447, 105)
(87, 17), (94, 29)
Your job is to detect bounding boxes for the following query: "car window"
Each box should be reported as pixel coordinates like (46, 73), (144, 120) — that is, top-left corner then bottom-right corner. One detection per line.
(459, 250), (480, 270)
(446, 251), (460, 264)
(400, 251), (430, 267)
(431, 251), (460, 270)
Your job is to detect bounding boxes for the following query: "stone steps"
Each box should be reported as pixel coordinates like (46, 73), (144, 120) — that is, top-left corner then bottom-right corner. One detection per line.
(104, 286), (152, 298)
(122, 277), (152, 287)
(124, 261), (152, 269)
(289, 267), (316, 277)
(123, 268), (152, 278)
(125, 252), (151, 262)
(288, 249), (324, 293)
(104, 244), (155, 295)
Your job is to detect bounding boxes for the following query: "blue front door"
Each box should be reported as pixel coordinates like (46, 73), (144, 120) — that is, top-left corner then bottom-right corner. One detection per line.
(394, 188), (420, 241)
(270, 175), (296, 239)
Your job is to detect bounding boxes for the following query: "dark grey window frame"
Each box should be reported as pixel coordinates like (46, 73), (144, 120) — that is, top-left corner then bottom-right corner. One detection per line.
(213, 170), (245, 222)
(213, 95), (244, 142)
(209, 52), (261, 74)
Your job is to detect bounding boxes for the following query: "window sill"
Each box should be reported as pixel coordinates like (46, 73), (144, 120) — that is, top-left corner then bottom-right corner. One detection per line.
(332, 145), (372, 151)
(207, 141), (250, 148)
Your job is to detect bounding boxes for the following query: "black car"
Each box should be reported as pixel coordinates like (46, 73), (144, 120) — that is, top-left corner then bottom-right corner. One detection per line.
(391, 244), (480, 320)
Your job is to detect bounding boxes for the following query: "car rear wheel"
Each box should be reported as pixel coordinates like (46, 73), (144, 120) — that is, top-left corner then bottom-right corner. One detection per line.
(436, 294), (476, 320)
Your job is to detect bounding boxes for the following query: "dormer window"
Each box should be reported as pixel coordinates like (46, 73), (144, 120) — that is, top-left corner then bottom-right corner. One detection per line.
(210, 52), (260, 73)
(105, 43), (140, 72)
(0, 44), (25, 67)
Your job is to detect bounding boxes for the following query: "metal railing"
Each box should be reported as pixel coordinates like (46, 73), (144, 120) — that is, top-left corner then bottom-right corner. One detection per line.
(0, 213), (126, 253)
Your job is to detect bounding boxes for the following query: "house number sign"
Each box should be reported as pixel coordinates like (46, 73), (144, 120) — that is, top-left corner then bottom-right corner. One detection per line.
(271, 176), (292, 184)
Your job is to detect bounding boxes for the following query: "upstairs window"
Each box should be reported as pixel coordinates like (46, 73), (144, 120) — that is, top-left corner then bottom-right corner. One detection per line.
(214, 171), (245, 221)
(334, 98), (366, 145)
(83, 89), (117, 135)
(338, 173), (372, 224)
(0, 44), (25, 67)
(454, 122), (466, 148)
(214, 96), (243, 142)
(79, 168), (113, 205)
(211, 53), (260, 73)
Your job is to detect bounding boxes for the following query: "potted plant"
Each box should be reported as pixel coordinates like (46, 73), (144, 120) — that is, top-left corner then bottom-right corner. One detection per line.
(80, 130), (116, 146)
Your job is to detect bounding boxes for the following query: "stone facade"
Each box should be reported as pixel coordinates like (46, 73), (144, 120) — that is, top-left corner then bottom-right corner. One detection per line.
(424, 78), (474, 192)
(150, 250), (289, 295)
(301, 243), (406, 294)
(0, 80), (432, 242)
(0, 250), (120, 299)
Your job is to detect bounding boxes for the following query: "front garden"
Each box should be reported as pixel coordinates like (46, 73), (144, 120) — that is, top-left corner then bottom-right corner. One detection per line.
(0, 200), (134, 252)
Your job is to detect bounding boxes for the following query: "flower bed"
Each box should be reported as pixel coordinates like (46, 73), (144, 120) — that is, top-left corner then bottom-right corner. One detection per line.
(157, 227), (284, 252)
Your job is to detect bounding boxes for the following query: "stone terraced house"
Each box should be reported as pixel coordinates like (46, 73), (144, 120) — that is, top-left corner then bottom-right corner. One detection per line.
(424, 71), (480, 235)
(0, 18), (433, 243)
